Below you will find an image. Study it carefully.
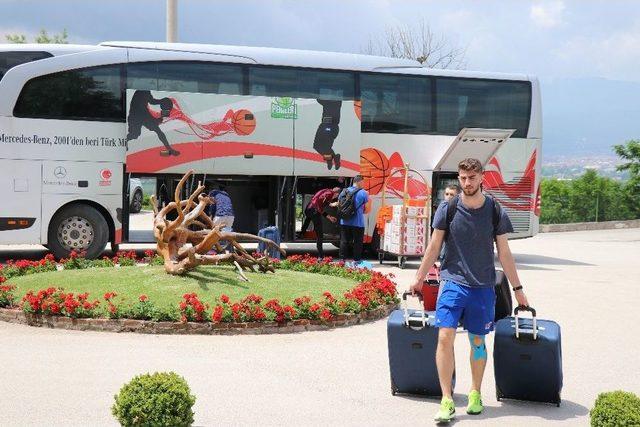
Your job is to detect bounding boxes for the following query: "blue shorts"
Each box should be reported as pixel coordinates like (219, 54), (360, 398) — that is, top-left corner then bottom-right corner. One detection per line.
(435, 280), (496, 335)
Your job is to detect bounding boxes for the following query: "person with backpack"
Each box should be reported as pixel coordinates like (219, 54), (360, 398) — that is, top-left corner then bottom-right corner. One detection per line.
(409, 158), (530, 423)
(338, 175), (369, 264)
(298, 187), (340, 258)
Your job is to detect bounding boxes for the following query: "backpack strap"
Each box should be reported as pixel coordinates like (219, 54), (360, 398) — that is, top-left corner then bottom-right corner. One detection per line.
(353, 188), (366, 210)
(486, 194), (503, 239)
(444, 195), (459, 240)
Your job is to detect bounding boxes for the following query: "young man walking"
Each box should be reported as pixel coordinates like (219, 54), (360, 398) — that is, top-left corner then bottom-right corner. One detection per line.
(410, 158), (529, 422)
(299, 187), (340, 258)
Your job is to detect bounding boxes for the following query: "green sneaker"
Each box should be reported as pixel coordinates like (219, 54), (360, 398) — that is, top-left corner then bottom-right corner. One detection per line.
(434, 397), (455, 423)
(466, 390), (484, 415)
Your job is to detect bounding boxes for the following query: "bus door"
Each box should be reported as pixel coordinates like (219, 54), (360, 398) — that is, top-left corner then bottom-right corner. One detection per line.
(431, 172), (459, 215)
(0, 159), (41, 244)
(294, 177), (344, 243)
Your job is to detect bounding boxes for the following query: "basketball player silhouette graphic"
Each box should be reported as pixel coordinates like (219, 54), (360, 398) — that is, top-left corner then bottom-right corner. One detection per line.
(126, 90), (180, 156)
(313, 99), (342, 170)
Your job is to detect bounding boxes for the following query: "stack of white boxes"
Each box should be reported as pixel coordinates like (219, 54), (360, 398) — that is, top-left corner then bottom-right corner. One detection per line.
(382, 205), (428, 255)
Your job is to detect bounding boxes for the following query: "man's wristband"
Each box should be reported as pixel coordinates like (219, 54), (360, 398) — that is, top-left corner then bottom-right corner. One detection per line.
(512, 285), (523, 292)
(322, 212), (328, 217)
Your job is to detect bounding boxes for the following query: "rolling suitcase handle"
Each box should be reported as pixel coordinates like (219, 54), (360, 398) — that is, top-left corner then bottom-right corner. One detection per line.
(514, 305), (538, 340)
(401, 291), (427, 330)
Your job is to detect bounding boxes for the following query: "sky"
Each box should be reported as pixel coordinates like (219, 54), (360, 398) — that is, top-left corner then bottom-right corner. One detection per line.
(1, 0), (639, 157)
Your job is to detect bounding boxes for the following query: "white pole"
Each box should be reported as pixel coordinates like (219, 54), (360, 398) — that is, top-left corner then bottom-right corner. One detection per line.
(166, 0), (177, 43)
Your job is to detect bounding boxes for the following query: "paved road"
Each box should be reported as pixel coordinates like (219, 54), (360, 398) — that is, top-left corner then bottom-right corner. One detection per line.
(1, 229), (639, 426)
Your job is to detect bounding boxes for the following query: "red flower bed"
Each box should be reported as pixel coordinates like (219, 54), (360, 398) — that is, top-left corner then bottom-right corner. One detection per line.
(20, 286), (100, 318)
(0, 253), (399, 324)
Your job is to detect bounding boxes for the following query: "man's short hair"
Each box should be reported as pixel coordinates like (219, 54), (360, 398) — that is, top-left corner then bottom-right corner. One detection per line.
(458, 158), (483, 173)
(353, 175), (364, 183)
(445, 184), (459, 193)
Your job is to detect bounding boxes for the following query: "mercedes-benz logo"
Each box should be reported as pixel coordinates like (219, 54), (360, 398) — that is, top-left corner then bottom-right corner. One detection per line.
(54, 166), (67, 179)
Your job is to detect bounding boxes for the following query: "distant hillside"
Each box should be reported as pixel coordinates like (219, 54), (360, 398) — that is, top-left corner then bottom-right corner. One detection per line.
(540, 77), (640, 158)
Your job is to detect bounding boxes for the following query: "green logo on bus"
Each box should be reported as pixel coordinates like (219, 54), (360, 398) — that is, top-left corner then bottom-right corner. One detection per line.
(271, 97), (297, 119)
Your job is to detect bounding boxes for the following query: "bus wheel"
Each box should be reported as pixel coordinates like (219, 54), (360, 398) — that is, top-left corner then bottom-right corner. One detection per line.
(48, 204), (109, 260)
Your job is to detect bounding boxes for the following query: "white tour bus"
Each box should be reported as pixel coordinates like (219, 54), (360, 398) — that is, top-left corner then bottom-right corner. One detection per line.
(0, 42), (541, 259)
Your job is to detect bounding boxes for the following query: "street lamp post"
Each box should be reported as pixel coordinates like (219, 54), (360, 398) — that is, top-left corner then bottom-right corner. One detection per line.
(167, 0), (177, 43)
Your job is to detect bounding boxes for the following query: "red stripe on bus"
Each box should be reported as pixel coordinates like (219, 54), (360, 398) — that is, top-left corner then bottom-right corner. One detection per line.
(126, 141), (360, 173)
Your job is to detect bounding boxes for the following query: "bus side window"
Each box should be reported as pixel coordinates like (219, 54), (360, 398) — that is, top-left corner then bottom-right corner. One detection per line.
(435, 78), (531, 138)
(14, 64), (124, 121)
(126, 61), (243, 95)
(0, 51), (53, 81)
(360, 73), (432, 134)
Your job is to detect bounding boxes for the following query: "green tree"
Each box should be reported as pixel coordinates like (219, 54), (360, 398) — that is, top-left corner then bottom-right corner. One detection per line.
(541, 170), (634, 224)
(613, 139), (640, 217)
(540, 178), (573, 224)
(5, 28), (68, 44)
(568, 170), (632, 223)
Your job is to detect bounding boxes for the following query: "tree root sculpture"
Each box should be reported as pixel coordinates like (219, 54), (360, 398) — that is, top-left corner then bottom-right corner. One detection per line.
(150, 170), (285, 279)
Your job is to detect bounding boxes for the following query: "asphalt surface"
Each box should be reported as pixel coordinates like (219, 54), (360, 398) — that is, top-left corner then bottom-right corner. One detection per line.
(0, 228), (638, 426)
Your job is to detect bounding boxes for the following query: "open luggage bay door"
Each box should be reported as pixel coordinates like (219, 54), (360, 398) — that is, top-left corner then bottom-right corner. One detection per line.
(433, 128), (514, 171)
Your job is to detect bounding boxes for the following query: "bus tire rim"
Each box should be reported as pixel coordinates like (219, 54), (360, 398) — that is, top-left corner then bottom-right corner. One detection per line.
(57, 216), (94, 251)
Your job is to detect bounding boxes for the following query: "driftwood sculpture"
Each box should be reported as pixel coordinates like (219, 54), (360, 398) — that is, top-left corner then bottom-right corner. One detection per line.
(150, 170), (285, 279)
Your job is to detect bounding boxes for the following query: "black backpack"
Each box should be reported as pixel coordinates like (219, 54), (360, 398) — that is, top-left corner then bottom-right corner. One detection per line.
(337, 188), (363, 220)
(445, 194), (503, 240)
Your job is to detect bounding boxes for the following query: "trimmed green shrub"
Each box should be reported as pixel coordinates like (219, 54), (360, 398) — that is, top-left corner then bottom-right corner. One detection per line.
(112, 372), (196, 426)
(590, 390), (640, 427)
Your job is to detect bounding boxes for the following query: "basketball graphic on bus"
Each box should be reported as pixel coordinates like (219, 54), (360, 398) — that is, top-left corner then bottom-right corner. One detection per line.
(359, 148), (431, 199)
(360, 147), (389, 194)
(145, 97), (256, 141)
(232, 109), (256, 135)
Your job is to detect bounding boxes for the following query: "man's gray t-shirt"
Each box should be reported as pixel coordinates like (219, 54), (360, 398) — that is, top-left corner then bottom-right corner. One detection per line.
(433, 196), (514, 288)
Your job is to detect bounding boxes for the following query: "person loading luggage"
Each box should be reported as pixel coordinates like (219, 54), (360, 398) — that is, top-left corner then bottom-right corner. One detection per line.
(298, 187), (341, 258)
(207, 183), (235, 230)
(410, 158), (529, 423)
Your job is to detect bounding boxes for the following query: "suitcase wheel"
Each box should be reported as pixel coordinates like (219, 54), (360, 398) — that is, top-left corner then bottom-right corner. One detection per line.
(390, 379), (398, 396)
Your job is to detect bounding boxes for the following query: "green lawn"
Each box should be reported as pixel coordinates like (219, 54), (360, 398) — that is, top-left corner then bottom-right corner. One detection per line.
(9, 265), (357, 308)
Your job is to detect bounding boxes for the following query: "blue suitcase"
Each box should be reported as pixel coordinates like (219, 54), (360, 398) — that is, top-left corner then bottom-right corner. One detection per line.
(257, 226), (282, 259)
(493, 306), (563, 406)
(387, 292), (454, 397)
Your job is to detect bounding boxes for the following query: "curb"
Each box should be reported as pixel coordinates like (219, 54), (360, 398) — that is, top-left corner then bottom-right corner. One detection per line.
(540, 219), (640, 233)
(0, 303), (398, 335)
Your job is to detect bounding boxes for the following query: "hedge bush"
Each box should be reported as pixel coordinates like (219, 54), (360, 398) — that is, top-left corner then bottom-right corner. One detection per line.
(590, 390), (640, 427)
(112, 372), (196, 427)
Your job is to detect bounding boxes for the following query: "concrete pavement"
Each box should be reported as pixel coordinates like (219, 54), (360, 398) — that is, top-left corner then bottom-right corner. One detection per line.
(0, 228), (639, 426)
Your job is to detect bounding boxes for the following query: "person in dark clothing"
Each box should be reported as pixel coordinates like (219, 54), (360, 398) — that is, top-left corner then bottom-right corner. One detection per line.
(313, 99), (342, 170)
(299, 187), (340, 258)
(126, 90), (180, 156)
